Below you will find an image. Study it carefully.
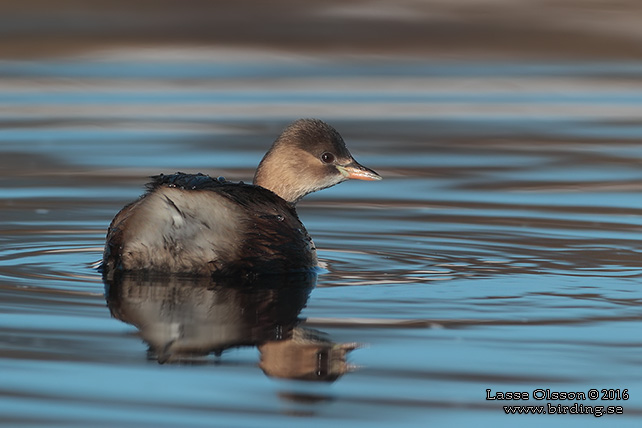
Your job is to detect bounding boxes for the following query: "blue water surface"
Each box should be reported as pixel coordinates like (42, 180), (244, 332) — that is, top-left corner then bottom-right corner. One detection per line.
(1, 54), (642, 428)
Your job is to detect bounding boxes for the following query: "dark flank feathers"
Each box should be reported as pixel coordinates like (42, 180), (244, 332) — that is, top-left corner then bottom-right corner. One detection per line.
(152, 174), (318, 275)
(103, 172), (317, 276)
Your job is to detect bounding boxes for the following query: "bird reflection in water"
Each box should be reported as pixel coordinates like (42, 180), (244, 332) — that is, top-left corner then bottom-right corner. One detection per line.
(104, 272), (358, 381)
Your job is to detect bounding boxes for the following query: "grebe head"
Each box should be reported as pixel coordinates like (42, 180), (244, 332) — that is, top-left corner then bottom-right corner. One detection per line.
(253, 119), (381, 204)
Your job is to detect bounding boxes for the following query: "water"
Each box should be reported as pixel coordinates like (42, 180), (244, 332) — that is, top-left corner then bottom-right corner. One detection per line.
(2, 49), (642, 427)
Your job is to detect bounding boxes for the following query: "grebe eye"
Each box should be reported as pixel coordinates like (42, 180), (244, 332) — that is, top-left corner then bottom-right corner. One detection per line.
(321, 152), (335, 164)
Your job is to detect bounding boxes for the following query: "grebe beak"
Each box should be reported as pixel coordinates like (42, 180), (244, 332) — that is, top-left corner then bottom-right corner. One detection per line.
(336, 161), (382, 181)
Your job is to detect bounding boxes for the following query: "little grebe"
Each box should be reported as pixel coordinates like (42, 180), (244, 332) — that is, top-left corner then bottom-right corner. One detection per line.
(102, 119), (381, 277)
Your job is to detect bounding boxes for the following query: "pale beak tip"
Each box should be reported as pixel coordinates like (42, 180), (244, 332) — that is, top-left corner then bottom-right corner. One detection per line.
(354, 172), (382, 181)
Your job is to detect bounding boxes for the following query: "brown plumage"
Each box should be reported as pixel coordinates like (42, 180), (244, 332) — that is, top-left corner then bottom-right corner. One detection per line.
(101, 119), (381, 277)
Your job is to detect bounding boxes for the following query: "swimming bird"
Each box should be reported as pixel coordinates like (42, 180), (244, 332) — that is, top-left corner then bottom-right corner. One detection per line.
(102, 119), (381, 277)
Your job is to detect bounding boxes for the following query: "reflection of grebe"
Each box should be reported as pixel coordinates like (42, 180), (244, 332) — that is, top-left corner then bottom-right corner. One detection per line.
(104, 273), (315, 363)
(259, 327), (359, 382)
(104, 272), (358, 382)
(102, 119), (381, 276)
